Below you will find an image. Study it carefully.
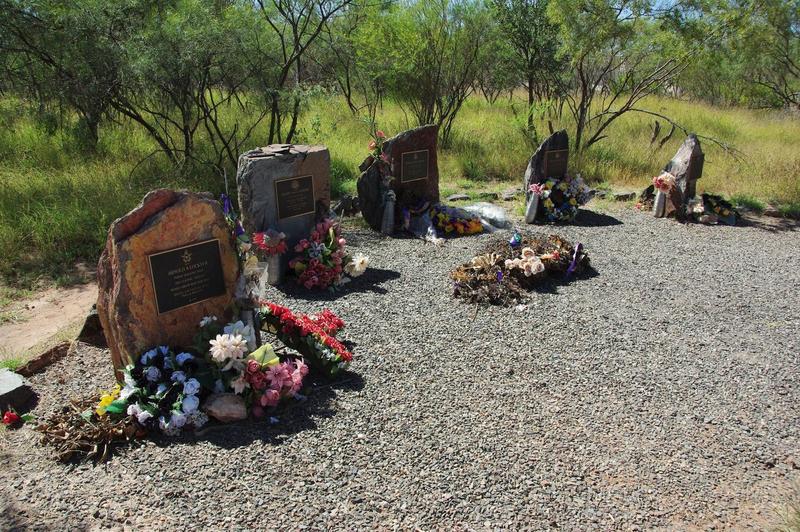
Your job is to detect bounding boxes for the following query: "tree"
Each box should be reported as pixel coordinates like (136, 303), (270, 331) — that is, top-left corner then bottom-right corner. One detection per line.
(0, 0), (136, 148)
(387, 0), (490, 146)
(249, 0), (353, 144)
(743, 0), (800, 111)
(490, 0), (562, 129)
(547, 0), (685, 151)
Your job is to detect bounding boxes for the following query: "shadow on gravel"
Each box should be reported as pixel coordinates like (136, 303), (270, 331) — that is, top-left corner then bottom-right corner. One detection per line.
(274, 267), (401, 300)
(738, 214), (799, 233)
(531, 265), (600, 294)
(177, 371), (366, 449)
(572, 209), (623, 227)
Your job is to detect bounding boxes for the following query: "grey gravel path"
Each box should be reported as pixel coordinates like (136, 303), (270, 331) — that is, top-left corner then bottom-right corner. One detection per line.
(1, 206), (799, 530)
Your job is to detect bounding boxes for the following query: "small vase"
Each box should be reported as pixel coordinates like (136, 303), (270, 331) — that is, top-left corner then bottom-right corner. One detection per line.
(266, 255), (282, 285)
(381, 192), (396, 236)
(653, 191), (666, 218)
(524, 194), (540, 224)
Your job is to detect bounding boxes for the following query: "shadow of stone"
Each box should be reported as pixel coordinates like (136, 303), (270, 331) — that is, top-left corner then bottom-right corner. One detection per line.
(737, 214), (799, 233)
(271, 267), (401, 301)
(571, 209), (624, 227)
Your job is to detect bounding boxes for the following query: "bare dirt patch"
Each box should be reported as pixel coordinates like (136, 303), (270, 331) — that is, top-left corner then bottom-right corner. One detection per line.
(0, 283), (97, 362)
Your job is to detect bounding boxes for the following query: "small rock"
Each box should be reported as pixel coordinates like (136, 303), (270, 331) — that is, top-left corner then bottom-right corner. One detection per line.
(613, 192), (636, 202)
(0, 369), (35, 412)
(202, 393), (247, 422)
(763, 205), (781, 217)
(501, 188), (523, 201)
(446, 194), (470, 202)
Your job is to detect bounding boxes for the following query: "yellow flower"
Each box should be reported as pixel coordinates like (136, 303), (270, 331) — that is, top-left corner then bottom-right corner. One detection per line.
(95, 384), (121, 416)
(722, 209), (730, 216)
(569, 198), (577, 206)
(544, 199), (554, 208)
(558, 182), (568, 191)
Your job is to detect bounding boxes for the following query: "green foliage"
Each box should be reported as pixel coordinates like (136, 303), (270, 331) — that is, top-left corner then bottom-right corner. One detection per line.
(730, 194), (765, 213)
(0, 358), (24, 371)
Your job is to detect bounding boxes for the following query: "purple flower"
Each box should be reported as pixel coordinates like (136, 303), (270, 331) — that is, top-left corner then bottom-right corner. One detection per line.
(566, 243), (583, 278)
(234, 220), (245, 237)
(496, 271), (503, 282)
(220, 194), (232, 216)
(509, 232), (521, 248)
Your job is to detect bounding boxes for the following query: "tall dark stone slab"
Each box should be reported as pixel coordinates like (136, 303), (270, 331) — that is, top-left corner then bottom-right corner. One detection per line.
(524, 130), (570, 201)
(664, 134), (704, 201)
(357, 125), (440, 232)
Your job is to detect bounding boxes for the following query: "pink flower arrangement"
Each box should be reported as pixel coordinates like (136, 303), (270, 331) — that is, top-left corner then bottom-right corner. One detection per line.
(652, 173), (675, 193)
(368, 129), (388, 159)
(244, 357), (308, 413)
(529, 183), (545, 195)
(289, 219), (347, 290)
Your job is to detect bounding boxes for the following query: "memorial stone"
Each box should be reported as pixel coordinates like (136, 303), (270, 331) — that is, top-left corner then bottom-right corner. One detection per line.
(524, 129), (570, 202)
(97, 189), (239, 376)
(357, 125), (440, 232)
(236, 144), (331, 252)
(654, 134), (704, 219)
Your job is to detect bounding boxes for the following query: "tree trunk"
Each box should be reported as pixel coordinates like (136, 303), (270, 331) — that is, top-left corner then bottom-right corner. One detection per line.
(527, 73), (535, 131)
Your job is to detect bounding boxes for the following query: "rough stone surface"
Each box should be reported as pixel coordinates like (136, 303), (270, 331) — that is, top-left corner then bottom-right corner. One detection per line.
(501, 187), (523, 201)
(357, 125), (440, 232)
(4, 209), (800, 530)
(446, 194), (470, 202)
(202, 393), (247, 423)
(332, 195), (360, 217)
(356, 161), (385, 231)
(97, 190), (239, 377)
(237, 144), (331, 252)
(664, 134), (704, 202)
(0, 369), (34, 412)
(613, 191), (637, 202)
(524, 129), (570, 200)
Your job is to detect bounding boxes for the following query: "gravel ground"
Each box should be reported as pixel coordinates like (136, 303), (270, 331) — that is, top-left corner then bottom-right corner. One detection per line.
(1, 205), (799, 530)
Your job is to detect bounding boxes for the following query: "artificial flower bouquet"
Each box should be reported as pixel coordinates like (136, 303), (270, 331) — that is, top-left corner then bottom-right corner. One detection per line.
(258, 303), (353, 377)
(652, 173), (676, 193)
(118, 346), (209, 436)
(288, 218), (369, 290)
(238, 343), (308, 418)
(429, 204), (483, 235)
(532, 175), (592, 223)
(252, 229), (287, 258)
(368, 129), (387, 159)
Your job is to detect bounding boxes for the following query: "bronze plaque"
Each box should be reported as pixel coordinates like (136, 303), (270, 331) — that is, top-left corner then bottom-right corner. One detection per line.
(148, 239), (226, 314)
(274, 174), (316, 220)
(689, 152), (704, 181)
(543, 149), (568, 179)
(400, 150), (429, 183)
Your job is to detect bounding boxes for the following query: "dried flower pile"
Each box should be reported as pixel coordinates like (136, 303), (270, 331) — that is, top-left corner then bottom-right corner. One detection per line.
(450, 233), (589, 306)
(35, 396), (138, 462)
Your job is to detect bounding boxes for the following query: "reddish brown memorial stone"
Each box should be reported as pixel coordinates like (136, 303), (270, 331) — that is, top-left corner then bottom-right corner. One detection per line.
(97, 189), (239, 378)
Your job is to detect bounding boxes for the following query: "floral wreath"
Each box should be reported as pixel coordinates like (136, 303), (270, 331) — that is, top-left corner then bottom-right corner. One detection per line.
(529, 174), (592, 223)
